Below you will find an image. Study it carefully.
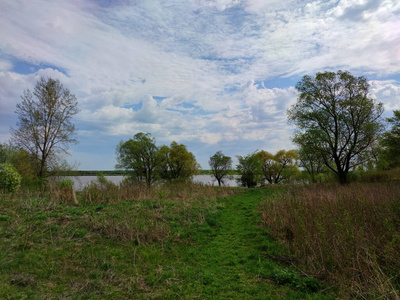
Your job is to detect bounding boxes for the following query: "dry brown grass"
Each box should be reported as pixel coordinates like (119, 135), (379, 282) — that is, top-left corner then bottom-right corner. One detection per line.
(260, 182), (400, 299)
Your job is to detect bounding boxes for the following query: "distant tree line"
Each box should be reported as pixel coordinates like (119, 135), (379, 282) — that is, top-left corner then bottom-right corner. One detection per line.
(2, 71), (400, 192)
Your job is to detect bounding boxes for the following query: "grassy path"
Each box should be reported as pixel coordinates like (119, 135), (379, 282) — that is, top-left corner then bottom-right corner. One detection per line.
(165, 189), (330, 299)
(0, 188), (332, 299)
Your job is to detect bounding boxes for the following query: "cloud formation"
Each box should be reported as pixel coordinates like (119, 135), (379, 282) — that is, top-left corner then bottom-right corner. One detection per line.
(0, 0), (399, 169)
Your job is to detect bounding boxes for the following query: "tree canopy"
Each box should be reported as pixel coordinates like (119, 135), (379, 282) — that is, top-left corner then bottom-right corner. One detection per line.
(257, 150), (299, 184)
(159, 141), (199, 181)
(116, 133), (199, 186)
(288, 70), (384, 184)
(209, 151), (232, 186)
(116, 133), (162, 187)
(297, 145), (326, 183)
(380, 110), (400, 169)
(236, 153), (259, 188)
(11, 77), (79, 178)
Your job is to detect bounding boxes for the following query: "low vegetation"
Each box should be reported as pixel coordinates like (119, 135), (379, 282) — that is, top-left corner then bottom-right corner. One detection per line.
(0, 181), (234, 298)
(260, 182), (400, 299)
(1, 178), (338, 299)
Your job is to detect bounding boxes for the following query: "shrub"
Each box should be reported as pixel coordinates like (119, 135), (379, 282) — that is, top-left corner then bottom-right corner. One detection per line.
(50, 178), (78, 204)
(0, 163), (22, 193)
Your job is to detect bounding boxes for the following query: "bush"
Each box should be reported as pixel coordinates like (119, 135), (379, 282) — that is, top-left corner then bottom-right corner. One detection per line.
(50, 178), (78, 204)
(0, 163), (22, 193)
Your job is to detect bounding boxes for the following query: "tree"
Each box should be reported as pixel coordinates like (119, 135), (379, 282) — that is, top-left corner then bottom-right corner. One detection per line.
(287, 71), (384, 184)
(380, 110), (400, 168)
(209, 151), (232, 186)
(257, 150), (299, 184)
(297, 145), (326, 183)
(116, 132), (162, 187)
(0, 142), (38, 186)
(11, 77), (79, 178)
(159, 141), (199, 181)
(236, 153), (260, 188)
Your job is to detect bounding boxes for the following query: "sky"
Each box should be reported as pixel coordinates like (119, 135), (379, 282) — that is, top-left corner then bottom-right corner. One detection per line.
(1, 0), (400, 170)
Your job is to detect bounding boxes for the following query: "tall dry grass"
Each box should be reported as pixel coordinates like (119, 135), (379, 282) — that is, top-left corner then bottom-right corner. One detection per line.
(260, 183), (400, 299)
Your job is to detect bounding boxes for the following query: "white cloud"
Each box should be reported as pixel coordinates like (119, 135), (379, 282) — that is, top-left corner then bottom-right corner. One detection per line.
(370, 80), (400, 112)
(1, 0), (399, 169)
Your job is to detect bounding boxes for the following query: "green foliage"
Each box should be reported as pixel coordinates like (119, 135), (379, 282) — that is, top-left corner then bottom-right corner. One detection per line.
(297, 145), (326, 183)
(57, 178), (74, 189)
(159, 141), (199, 181)
(271, 269), (321, 293)
(236, 153), (260, 188)
(288, 70), (384, 184)
(0, 163), (22, 193)
(116, 134), (200, 186)
(380, 110), (400, 169)
(209, 151), (232, 186)
(257, 149), (300, 184)
(116, 132), (162, 187)
(0, 143), (38, 188)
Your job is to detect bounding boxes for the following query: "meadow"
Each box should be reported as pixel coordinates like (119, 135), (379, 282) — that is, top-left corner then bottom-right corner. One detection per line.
(0, 175), (399, 299)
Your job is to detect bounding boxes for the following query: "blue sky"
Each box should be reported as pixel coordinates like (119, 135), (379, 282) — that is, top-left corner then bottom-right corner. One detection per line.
(1, 0), (399, 170)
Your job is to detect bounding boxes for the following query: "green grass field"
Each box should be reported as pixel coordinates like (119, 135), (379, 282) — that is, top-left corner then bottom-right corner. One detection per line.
(0, 185), (333, 299)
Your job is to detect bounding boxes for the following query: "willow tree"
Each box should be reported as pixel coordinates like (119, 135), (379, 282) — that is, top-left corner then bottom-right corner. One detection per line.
(209, 151), (232, 186)
(257, 150), (299, 184)
(116, 132), (162, 187)
(159, 141), (199, 181)
(11, 77), (79, 178)
(288, 71), (384, 184)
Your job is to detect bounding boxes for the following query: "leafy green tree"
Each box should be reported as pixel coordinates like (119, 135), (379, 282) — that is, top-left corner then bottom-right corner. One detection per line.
(297, 145), (326, 183)
(0, 163), (22, 193)
(380, 110), (400, 169)
(209, 151), (232, 186)
(257, 150), (299, 184)
(236, 153), (260, 188)
(11, 77), (79, 178)
(116, 132), (162, 187)
(0, 143), (38, 186)
(0, 143), (16, 164)
(159, 141), (199, 181)
(288, 70), (384, 184)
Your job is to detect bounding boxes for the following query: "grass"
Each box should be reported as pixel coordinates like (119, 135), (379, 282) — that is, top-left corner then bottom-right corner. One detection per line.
(0, 182), (333, 299)
(260, 182), (400, 299)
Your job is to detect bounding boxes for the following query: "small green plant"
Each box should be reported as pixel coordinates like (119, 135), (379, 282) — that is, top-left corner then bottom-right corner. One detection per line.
(51, 178), (78, 204)
(57, 178), (74, 189)
(0, 163), (22, 193)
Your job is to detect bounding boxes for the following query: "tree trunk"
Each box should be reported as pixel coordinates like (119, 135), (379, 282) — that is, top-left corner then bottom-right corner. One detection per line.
(337, 171), (348, 185)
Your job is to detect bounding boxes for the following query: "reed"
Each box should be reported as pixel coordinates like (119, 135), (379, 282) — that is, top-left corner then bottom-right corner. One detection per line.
(260, 182), (400, 298)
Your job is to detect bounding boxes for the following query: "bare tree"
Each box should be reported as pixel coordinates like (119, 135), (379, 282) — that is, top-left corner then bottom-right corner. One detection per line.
(11, 77), (79, 178)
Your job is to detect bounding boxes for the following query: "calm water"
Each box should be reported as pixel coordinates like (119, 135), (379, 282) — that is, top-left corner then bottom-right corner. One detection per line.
(67, 175), (239, 190)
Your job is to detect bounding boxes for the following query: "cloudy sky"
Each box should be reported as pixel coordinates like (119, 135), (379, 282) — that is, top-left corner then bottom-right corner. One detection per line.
(1, 0), (399, 170)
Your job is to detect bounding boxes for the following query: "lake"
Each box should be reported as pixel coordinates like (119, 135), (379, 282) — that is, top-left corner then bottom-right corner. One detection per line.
(67, 175), (239, 190)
